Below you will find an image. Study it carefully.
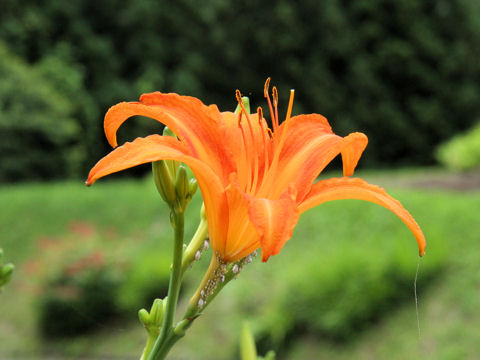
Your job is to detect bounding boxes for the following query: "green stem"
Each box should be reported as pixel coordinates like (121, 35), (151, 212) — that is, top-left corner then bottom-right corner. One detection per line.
(180, 216), (208, 276)
(184, 256), (219, 318)
(140, 332), (159, 360)
(147, 211), (185, 360)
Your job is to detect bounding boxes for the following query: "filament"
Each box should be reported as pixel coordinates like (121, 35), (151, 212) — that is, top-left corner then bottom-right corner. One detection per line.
(235, 90), (259, 193)
(264, 78), (277, 132)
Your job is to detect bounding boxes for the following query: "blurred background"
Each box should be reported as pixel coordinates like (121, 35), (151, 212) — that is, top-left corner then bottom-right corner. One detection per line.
(1, 0), (480, 359)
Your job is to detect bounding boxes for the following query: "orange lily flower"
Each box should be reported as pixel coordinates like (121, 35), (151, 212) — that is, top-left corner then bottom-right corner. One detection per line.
(87, 80), (426, 263)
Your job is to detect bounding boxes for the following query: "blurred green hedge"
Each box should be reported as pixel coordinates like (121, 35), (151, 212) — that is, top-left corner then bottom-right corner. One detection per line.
(1, 0), (480, 180)
(436, 122), (480, 171)
(0, 42), (83, 181)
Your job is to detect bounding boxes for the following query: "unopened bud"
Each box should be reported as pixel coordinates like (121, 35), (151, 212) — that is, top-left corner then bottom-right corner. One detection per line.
(152, 160), (176, 205)
(189, 178), (198, 197)
(0, 249), (14, 288)
(264, 350), (276, 360)
(138, 308), (150, 325)
(163, 126), (177, 138)
(174, 166), (189, 202)
(234, 96), (251, 114)
(162, 127), (180, 180)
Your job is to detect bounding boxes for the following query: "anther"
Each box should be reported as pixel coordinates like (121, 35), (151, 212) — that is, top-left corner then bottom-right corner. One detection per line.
(264, 77), (271, 98)
(272, 86), (278, 107)
(272, 86), (279, 129)
(257, 107), (263, 122)
(235, 89), (243, 105)
(264, 78), (276, 131)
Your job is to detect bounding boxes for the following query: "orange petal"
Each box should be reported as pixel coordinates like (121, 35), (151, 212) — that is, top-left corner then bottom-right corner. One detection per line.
(104, 92), (235, 182)
(298, 177), (426, 256)
(341, 132), (368, 176)
(262, 114), (368, 202)
(86, 135), (229, 249)
(87, 135), (189, 185)
(247, 188), (300, 262)
(221, 177), (261, 262)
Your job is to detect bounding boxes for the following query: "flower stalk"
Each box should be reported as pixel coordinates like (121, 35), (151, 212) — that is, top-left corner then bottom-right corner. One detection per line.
(146, 210), (185, 360)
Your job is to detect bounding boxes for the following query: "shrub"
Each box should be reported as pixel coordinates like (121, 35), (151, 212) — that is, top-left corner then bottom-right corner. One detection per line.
(230, 201), (448, 353)
(436, 122), (480, 171)
(38, 261), (120, 338)
(117, 249), (172, 313)
(22, 220), (173, 337)
(0, 42), (83, 181)
(2, 0), (480, 174)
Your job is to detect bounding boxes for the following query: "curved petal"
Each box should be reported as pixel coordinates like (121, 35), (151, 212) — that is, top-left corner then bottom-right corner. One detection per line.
(341, 132), (368, 176)
(104, 92), (235, 183)
(87, 135), (188, 185)
(222, 177), (261, 262)
(86, 135), (229, 249)
(258, 114), (368, 201)
(298, 177), (426, 256)
(247, 187), (300, 262)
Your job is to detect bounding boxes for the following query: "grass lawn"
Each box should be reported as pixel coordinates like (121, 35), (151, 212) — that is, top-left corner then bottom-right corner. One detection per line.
(0, 168), (479, 359)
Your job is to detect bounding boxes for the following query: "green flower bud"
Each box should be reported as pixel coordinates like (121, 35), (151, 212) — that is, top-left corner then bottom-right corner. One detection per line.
(162, 127), (180, 179)
(0, 263), (14, 288)
(174, 165), (189, 201)
(162, 126), (176, 138)
(264, 350), (276, 360)
(189, 178), (198, 198)
(152, 160), (176, 205)
(0, 249), (14, 289)
(138, 298), (167, 338)
(234, 96), (251, 114)
(138, 308), (150, 325)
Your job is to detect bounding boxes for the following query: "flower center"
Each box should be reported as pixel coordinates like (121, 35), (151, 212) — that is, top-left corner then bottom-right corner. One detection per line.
(234, 80), (295, 197)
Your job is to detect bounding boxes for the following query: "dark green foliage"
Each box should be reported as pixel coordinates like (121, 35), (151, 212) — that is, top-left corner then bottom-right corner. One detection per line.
(1, 0), (480, 180)
(38, 268), (119, 338)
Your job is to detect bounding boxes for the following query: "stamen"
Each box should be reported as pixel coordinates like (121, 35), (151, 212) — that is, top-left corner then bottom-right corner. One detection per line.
(263, 78), (276, 132)
(257, 87), (295, 198)
(257, 106), (263, 122)
(285, 89), (295, 123)
(272, 86), (279, 131)
(263, 78), (270, 98)
(236, 89), (259, 193)
(257, 106), (270, 184)
(237, 109), (250, 187)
